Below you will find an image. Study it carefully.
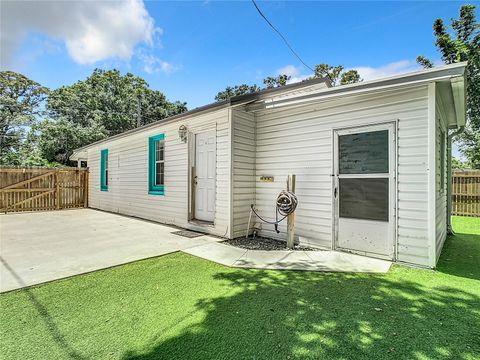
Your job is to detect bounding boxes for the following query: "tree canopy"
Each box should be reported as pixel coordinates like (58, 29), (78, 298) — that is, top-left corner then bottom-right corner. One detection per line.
(0, 71), (48, 165)
(215, 64), (362, 101)
(417, 4), (480, 168)
(0, 69), (187, 166)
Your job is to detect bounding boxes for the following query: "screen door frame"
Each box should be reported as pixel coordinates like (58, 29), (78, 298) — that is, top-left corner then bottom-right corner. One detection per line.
(332, 121), (397, 260)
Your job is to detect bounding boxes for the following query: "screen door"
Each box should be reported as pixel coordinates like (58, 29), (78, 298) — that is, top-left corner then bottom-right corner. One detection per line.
(334, 123), (395, 259)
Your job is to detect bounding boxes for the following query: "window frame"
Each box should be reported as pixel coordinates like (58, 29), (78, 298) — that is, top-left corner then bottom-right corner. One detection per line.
(148, 134), (165, 195)
(100, 149), (108, 191)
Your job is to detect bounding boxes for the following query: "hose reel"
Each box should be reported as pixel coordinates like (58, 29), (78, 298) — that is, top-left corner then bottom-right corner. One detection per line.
(249, 189), (298, 234)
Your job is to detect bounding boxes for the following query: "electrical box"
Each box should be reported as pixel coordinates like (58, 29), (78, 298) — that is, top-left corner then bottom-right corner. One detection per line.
(260, 176), (274, 182)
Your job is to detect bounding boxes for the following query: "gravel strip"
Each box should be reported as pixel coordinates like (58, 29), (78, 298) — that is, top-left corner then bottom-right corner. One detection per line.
(224, 236), (318, 251)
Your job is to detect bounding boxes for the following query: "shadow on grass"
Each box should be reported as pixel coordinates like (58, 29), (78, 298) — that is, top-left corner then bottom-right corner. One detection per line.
(0, 257), (86, 360)
(122, 268), (480, 360)
(436, 230), (480, 280)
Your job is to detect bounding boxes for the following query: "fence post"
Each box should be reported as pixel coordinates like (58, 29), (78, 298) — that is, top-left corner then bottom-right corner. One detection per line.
(55, 171), (60, 210)
(83, 171), (89, 208)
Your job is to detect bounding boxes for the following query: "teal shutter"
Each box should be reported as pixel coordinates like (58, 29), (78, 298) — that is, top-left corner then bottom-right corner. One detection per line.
(100, 149), (108, 191)
(148, 134), (165, 195)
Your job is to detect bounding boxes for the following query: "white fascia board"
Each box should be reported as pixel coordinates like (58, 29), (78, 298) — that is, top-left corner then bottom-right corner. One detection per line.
(69, 149), (88, 161)
(450, 76), (466, 128)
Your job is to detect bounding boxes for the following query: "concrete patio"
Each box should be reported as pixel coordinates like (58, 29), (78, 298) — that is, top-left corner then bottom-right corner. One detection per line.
(1, 209), (391, 293)
(0, 209), (222, 292)
(183, 242), (392, 273)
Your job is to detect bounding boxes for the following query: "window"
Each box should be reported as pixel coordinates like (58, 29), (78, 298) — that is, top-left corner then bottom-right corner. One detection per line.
(100, 149), (108, 191)
(339, 178), (389, 221)
(339, 130), (389, 174)
(148, 134), (165, 195)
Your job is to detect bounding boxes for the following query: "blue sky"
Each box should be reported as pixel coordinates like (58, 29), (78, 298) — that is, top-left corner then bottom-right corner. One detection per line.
(1, 0), (478, 110)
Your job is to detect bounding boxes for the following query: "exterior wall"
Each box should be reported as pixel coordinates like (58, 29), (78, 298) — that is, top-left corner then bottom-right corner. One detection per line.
(249, 85), (432, 266)
(434, 87), (449, 263)
(231, 108), (256, 238)
(86, 108), (231, 237)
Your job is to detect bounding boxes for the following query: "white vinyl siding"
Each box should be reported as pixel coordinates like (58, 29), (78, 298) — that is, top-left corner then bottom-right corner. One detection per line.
(86, 108), (231, 237)
(247, 85), (431, 266)
(80, 76), (458, 268)
(434, 86), (449, 262)
(231, 108), (256, 238)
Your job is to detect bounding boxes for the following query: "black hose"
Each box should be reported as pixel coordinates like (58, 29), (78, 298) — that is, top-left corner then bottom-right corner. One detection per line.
(250, 190), (298, 233)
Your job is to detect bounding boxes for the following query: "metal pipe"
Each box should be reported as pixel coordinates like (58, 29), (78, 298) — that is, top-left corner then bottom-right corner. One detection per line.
(246, 206), (253, 239)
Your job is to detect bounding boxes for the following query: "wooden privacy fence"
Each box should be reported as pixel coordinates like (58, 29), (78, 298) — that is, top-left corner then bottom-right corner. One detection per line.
(0, 167), (88, 213)
(452, 169), (480, 217)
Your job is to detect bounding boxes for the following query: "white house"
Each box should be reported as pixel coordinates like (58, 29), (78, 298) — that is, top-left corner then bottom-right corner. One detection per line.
(71, 62), (467, 268)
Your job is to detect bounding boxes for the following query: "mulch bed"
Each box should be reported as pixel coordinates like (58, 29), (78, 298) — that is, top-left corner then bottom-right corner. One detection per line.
(224, 236), (318, 251)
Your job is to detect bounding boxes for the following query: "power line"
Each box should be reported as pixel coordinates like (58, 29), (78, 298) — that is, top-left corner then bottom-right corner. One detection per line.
(251, 0), (315, 73)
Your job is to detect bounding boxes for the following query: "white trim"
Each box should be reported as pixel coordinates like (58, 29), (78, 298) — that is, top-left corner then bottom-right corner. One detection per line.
(332, 121), (397, 260)
(427, 82), (437, 268)
(189, 126), (217, 226)
(228, 108), (234, 239)
(451, 76), (466, 127)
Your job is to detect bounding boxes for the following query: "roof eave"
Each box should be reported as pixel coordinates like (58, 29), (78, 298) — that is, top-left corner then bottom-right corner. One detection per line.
(450, 75), (466, 128)
(247, 62), (468, 112)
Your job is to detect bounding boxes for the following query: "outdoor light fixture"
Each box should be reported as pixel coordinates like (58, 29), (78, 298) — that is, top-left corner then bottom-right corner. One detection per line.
(178, 125), (188, 143)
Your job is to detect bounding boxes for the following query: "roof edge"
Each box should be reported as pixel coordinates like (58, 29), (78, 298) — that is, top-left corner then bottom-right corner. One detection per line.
(70, 76), (330, 158)
(248, 62), (467, 111)
(70, 100), (230, 158)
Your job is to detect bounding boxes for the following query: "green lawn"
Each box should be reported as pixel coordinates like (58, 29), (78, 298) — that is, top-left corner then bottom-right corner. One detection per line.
(1, 217), (479, 360)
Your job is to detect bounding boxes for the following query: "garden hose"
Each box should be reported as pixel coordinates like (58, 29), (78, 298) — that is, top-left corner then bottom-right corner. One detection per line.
(250, 190), (298, 233)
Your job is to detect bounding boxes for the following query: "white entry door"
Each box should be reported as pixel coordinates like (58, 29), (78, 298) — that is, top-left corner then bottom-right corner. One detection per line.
(195, 130), (216, 222)
(334, 123), (396, 260)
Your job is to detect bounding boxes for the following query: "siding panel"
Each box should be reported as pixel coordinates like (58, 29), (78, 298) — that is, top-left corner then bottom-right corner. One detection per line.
(252, 86), (431, 266)
(231, 108), (256, 238)
(87, 108), (231, 237)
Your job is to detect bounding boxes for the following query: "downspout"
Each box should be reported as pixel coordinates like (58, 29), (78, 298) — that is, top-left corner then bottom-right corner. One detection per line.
(446, 125), (464, 235)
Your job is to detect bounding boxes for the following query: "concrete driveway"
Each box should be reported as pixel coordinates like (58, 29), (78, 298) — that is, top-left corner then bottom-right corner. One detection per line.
(0, 209), (221, 292)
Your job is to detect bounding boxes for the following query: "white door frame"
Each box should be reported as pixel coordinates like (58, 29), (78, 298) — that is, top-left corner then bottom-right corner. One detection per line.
(332, 121), (397, 260)
(192, 129), (216, 223)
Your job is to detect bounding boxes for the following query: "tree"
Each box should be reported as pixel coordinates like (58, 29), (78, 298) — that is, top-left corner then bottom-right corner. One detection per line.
(0, 71), (48, 165)
(416, 55), (434, 69)
(215, 84), (261, 101)
(36, 119), (106, 164)
(310, 63), (362, 86)
(215, 62), (362, 101)
(417, 4), (480, 168)
(47, 69), (187, 134)
(312, 64), (344, 84)
(263, 74), (291, 89)
(340, 70), (362, 85)
(452, 156), (471, 169)
(42, 69), (187, 164)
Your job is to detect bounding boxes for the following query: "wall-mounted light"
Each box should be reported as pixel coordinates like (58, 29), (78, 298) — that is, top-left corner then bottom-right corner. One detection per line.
(178, 125), (188, 143)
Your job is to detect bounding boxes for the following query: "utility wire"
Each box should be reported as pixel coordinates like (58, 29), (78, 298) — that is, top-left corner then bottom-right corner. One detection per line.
(251, 0), (315, 73)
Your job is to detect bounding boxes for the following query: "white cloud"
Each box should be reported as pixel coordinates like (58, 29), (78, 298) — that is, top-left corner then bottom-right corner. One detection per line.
(1, 0), (157, 68)
(352, 60), (421, 81)
(137, 51), (178, 75)
(275, 60), (424, 86)
(276, 65), (301, 77)
(275, 64), (310, 84)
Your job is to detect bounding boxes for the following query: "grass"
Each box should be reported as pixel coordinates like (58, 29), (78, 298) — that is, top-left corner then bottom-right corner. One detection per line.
(1, 216), (479, 360)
